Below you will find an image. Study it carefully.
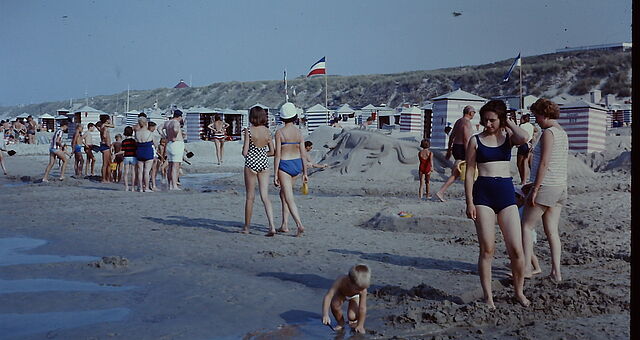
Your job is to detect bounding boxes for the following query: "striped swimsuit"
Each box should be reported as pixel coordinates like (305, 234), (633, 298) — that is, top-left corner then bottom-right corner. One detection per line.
(530, 126), (568, 187)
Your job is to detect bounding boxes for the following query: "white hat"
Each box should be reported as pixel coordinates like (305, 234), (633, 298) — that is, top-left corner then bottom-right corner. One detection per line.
(280, 102), (298, 119)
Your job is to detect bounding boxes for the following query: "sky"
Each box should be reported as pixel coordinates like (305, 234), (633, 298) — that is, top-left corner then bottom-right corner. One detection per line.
(0, 0), (632, 107)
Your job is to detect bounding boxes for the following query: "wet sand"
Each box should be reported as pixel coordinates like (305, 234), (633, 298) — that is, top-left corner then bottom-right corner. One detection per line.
(0, 127), (630, 339)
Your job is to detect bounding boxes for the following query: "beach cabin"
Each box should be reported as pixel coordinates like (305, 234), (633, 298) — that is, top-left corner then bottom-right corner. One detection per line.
(421, 102), (434, 139)
(39, 114), (56, 132)
(305, 104), (331, 132)
(16, 113), (29, 123)
(375, 105), (398, 129)
(220, 108), (247, 138)
(68, 105), (109, 137)
(184, 106), (219, 142)
(358, 104), (377, 125)
(430, 89), (486, 149)
(558, 100), (607, 153)
(125, 110), (142, 127)
(335, 104), (358, 129)
(54, 114), (69, 130)
(399, 106), (423, 133)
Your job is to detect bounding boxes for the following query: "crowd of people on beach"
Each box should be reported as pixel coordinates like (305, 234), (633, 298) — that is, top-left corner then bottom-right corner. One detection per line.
(2, 98), (570, 334)
(41, 110), (189, 191)
(1, 115), (40, 145)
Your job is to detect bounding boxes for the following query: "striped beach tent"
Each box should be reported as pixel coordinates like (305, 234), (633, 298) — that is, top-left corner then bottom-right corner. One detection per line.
(125, 110), (141, 127)
(558, 100), (607, 153)
(335, 104), (358, 129)
(305, 104), (331, 132)
(399, 106), (423, 133)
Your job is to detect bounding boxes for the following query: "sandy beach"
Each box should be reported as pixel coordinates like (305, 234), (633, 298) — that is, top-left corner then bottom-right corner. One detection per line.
(0, 126), (630, 339)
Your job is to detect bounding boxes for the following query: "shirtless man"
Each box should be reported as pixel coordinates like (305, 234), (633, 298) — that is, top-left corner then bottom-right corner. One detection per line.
(83, 123), (97, 176)
(162, 110), (185, 190)
(43, 122), (69, 182)
(96, 117), (115, 183)
(435, 105), (476, 202)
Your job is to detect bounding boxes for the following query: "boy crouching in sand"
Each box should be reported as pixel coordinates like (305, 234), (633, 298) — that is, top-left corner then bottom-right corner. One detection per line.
(322, 264), (370, 334)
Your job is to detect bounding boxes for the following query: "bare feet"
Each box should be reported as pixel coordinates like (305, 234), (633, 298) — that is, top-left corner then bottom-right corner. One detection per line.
(296, 226), (305, 237)
(531, 268), (542, 275)
(265, 231), (276, 237)
(515, 294), (531, 307)
(483, 298), (496, 309)
(548, 272), (562, 283)
(239, 228), (249, 234)
(435, 192), (446, 202)
(42, 178), (49, 183)
(277, 227), (289, 233)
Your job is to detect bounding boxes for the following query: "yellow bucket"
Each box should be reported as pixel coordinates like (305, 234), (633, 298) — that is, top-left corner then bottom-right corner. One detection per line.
(301, 182), (309, 195)
(457, 161), (478, 181)
(109, 162), (117, 171)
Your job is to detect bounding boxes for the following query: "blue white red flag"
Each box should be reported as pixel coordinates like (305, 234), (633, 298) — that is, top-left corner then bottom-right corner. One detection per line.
(502, 53), (521, 82)
(307, 57), (326, 77)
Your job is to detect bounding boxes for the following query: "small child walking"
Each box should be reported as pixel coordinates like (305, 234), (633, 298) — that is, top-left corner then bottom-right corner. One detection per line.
(418, 139), (433, 200)
(120, 126), (137, 191)
(322, 264), (371, 334)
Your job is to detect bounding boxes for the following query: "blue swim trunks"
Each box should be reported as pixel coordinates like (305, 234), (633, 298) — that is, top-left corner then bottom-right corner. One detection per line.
(279, 158), (303, 177)
(472, 176), (516, 213)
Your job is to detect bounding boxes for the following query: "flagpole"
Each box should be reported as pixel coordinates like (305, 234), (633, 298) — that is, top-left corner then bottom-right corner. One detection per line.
(519, 54), (523, 113)
(324, 56), (328, 111)
(284, 68), (288, 102)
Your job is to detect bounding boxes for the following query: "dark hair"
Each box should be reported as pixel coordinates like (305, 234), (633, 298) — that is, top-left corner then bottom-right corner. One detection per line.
(214, 114), (221, 121)
(148, 121), (157, 127)
(124, 126), (134, 136)
(249, 106), (268, 126)
(99, 114), (110, 123)
(281, 114), (298, 124)
(87, 122), (95, 128)
(366, 116), (374, 122)
(420, 139), (430, 149)
(304, 141), (313, 148)
(95, 121), (103, 128)
(138, 112), (147, 118)
(530, 98), (560, 119)
(60, 121), (68, 127)
(520, 114), (530, 123)
(479, 100), (508, 128)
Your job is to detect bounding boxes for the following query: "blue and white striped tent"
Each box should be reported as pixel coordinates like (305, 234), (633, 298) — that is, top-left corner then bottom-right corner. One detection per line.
(305, 104), (331, 132)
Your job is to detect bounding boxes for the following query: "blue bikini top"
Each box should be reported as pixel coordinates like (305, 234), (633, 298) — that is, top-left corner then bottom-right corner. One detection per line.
(475, 133), (511, 163)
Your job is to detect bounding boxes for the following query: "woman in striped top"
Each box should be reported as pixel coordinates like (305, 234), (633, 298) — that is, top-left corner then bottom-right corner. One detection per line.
(521, 98), (568, 282)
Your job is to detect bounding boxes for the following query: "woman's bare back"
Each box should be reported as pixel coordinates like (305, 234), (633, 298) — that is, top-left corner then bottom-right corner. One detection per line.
(250, 126), (271, 147)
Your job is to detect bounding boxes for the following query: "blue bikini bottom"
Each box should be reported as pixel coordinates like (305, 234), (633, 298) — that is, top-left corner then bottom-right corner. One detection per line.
(473, 176), (516, 213)
(279, 158), (303, 177)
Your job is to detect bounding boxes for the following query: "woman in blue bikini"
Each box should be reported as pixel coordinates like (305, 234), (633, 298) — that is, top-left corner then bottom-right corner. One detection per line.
(464, 100), (530, 308)
(274, 102), (307, 237)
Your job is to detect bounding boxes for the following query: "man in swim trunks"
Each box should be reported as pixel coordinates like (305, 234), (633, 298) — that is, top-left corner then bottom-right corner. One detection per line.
(97, 116), (115, 183)
(436, 105), (476, 202)
(162, 110), (185, 190)
(26, 115), (37, 144)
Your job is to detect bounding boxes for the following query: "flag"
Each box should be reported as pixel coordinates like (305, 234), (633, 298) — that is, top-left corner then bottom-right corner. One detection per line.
(307, 57), (326, 77)
(502, 53), (521, 82)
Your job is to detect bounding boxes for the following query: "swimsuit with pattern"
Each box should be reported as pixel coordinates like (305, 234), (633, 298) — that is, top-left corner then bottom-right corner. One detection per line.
(244, 128), (269, 172)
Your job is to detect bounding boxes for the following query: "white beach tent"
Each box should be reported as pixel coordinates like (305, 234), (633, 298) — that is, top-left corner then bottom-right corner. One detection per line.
(305, 104), (331, 132)
(16, 113), (30, 120)
(39, 113), (56, 132)
(374, 105), (397, 129)
(335, 104), (358, 129)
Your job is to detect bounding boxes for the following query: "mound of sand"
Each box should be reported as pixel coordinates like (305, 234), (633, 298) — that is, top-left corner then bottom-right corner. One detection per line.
(362, 204), (475, 236)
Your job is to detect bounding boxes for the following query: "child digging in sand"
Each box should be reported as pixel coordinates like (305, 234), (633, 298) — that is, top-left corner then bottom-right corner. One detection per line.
(322, 264), (370, 334)
(418, 139), (433, 200)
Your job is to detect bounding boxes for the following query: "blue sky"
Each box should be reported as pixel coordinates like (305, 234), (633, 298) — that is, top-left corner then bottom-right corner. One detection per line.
(0, 0), (631, 106)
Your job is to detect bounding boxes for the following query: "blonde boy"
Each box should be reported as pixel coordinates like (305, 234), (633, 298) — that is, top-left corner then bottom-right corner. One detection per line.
(322, 264), (370, 334)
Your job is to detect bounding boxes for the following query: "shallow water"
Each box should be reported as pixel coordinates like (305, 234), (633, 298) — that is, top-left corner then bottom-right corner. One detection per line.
(0, 237), (98, 266)
(0, 308), (130, 338)
(180, 172), (235, 191)
(0, 278), (132, 294)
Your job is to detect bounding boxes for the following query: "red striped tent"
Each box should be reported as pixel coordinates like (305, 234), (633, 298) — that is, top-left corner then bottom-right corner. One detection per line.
(558, 100), (607, 153)
(399, 106), (423, 133)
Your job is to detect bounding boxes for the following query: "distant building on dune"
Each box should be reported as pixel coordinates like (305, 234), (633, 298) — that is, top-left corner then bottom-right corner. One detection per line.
(174, 79), (190, 88)
(430, 89), (486, 149)
(556, 42), (631, 53)
(558, 100), (607, 153)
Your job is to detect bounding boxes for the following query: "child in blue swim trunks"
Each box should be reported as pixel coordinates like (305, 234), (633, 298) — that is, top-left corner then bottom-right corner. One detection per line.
(274, 102), (307, 237)
(71, 124), (85, 177)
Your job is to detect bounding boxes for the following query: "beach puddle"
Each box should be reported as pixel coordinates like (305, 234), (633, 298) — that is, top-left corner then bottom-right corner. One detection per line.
(0, 237), (98, 266)
(0, 308), (130, 338)
(0, 278), (132, 294)
(1, 182), (30, 188)
(180, 172), (235, 191)
(244, 322), (337, 340)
